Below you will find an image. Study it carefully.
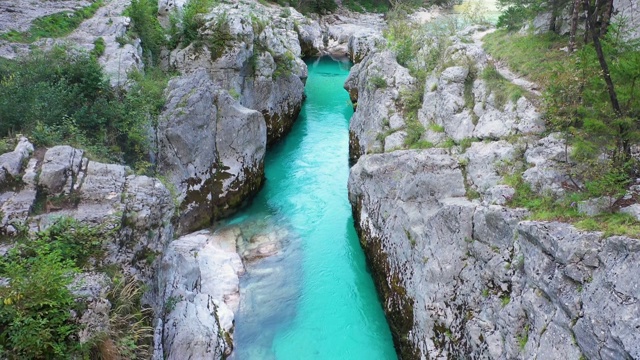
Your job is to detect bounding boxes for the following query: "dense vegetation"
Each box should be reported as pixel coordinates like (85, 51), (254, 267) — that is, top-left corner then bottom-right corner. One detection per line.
(0, 218), (152, 359)
(0, 47), (168, 168)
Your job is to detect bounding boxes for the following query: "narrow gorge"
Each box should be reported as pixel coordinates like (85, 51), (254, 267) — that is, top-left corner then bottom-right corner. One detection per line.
(0, 0), (639, 359)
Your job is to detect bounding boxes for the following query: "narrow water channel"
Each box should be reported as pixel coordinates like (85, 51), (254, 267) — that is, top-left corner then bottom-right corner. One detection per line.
(226, 57), (397, 359)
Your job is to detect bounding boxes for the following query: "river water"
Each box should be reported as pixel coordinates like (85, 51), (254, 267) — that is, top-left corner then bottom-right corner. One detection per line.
(227, 57), (397, 359)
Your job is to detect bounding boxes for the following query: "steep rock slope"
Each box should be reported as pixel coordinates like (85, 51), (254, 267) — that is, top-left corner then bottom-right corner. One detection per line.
(347, 24), (640, 359)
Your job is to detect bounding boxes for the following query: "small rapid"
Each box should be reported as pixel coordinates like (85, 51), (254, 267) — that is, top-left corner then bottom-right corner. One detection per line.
(226, 57), (397, 359)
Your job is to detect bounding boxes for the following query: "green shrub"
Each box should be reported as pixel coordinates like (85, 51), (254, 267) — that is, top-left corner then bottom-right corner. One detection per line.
(0, 1), (104, 43)
(496, 6), (529, 31)
(0, 246), (78, 358)
(273, 51), (296, 79)
(343, 0), (389, 13)
(91, 37), (106, 58)
(126, 0), (166, 64)
(0, 217), (109, 358)
(369, 75), (387, 89)
(0, 46), (169, 168)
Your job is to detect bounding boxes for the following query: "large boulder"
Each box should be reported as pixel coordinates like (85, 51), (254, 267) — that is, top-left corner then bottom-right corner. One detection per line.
(158, 229), (244, 360)
(349, 148), (640, 359)
(167, 2), (306, 145)
(344, 50), (415, 163)
(157, 70), (266, 234)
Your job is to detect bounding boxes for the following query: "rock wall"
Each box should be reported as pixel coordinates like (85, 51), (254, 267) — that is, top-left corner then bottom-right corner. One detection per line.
(349, 150), (640, 359)
(156, 70), (266, 234)
(347, 25), (640, 360)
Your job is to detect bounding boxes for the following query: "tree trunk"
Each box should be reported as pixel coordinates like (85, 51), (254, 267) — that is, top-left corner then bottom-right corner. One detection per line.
(583, 0), (622, 116)
(569, 0), (581, 51)
(583, 0), (591, 44)
(549, 0), (558, 33)
(599, 0), (614, 37)
(582, 0), (628, 158)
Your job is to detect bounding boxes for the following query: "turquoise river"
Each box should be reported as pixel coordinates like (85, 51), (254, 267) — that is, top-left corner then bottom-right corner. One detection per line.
(225, 57), (397, 359)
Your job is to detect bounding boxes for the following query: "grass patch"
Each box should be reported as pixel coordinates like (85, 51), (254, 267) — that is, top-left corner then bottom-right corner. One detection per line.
(517, 324), (530, 351)
(481, 62), (526, 109)
(0, 1), (103, 43)
(428, 123), (445, 132)
(503, 172), (640, 238)
(482, 30), (571, 88)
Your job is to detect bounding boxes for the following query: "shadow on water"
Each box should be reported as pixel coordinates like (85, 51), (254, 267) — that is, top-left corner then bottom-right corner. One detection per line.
(227, 56), (397, 360)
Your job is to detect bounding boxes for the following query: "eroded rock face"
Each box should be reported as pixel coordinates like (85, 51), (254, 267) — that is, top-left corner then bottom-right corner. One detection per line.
(418, 40), (544, 142)
(0, 0), (144, 87)
(157, 70), (266, 234)
(344, 51), (415, 163)
(158, 229), (244, 360)
(0, 140), (174, 280)
(349, 149), (640, 359)
(166, 2), (306, 145)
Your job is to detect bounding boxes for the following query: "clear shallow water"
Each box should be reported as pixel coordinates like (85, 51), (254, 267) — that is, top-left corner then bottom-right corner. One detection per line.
(226, 57), (397, 360)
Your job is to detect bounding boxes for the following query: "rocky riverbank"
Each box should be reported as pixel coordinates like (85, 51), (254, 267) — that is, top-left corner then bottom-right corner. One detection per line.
(0, 0), (391, 357)
(346, 9), (640, 359)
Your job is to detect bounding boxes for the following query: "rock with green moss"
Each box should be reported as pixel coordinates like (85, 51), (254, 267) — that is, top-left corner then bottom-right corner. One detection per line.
(157, 70), (266, 235)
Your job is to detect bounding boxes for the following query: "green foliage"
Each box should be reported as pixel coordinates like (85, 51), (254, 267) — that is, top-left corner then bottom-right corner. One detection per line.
(428, 123), (445, 133)
(293, 0), (338, 15)
(454, 0), (490, 25)
(496, 5), (529, 30)
(481, 63), (525, 109)
(343, 0), (389, 13)
(575, 213), (640, 238)
(517, 324), (530, 351)
(95, 275), (152, 359)
(500, 295), (511, 307)
(485, 26), (640, 193)
(126, 0), (166, 65)
(202, 12), (233, 60)
(0, 218), (109, 358)
(91, 37), (106, 58)
(273, 51), (297, 79)
(495, 0), (569, 31)
(173, 0), (219, 48)
(0, 46), (170, 169)
(0, 247), (77, 358)
(369, 75), (388, 89)
(0, 1), (104, 43)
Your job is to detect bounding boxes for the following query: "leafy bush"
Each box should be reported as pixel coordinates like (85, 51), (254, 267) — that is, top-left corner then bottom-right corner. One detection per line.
(273, 51), (297, 79)
(496, 5), (529, 30)
(126, 0), (166, 64)
(91, 37), (106, 58)
(0, 46), (169, 168)
(0, 218), (109, 358)
(369, 75), (388, 89)
(0, 1), (104, 43)
(343, 0), (389, 13)
(292, 0), (337, 15)
(0, 246), (78, 359)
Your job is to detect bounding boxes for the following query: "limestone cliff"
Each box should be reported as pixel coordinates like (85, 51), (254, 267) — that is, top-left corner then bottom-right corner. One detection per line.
(347, 23), (640, 359)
